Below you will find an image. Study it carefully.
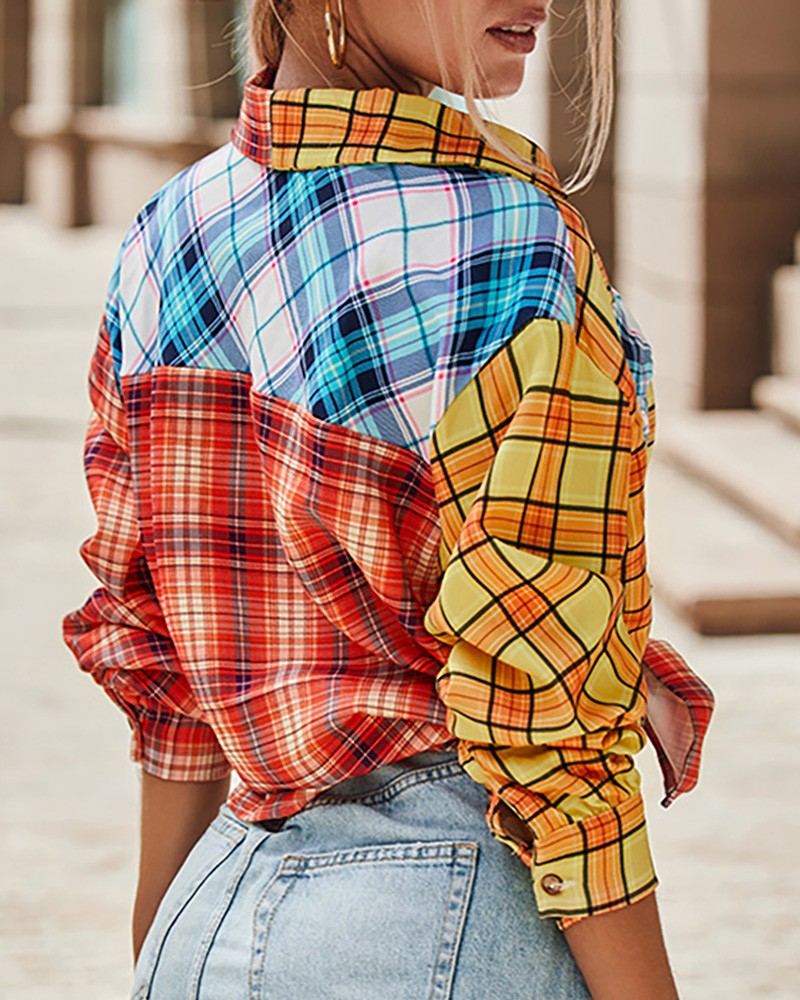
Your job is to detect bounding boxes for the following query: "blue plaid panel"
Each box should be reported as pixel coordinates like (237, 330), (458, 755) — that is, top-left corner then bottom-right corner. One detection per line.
(255, 162), (575, 454)
(611, 288), (654, 442)
(113, 145), (578, 457)
(110, 146), (261, 378)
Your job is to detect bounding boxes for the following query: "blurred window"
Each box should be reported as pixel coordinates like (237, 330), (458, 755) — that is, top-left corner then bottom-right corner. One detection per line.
(103, 0), (141, 107)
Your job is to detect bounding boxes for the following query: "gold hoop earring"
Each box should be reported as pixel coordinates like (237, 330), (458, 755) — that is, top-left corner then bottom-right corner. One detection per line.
(324, 0), (347, 69)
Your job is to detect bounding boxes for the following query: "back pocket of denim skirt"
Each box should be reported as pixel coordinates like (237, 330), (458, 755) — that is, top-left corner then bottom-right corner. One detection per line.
(249, 839), (478, 1000)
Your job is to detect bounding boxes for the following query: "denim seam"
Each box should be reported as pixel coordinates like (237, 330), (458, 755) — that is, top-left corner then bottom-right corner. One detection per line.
(275, 840), (479, 874)
(248, 869), (298, 999)
(134, 827), (249, 999)
(303, 759), (466, 811)
(430, 845), (478, 1000)
(214, 804), (252, 837)
(191, 828), (271, 998)
(208, 820), (249, 845)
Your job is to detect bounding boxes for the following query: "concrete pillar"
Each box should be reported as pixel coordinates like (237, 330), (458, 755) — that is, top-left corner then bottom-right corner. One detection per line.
(702, 0), (800, 408)
(615, 0), (709, 413)
(0, 0), (31, 203)
(73, 0), (105, 107)
(27, 0), (75, 109)
(19, 0), (90, 226)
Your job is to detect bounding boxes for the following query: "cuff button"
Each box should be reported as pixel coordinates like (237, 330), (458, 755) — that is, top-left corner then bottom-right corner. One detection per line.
(541, 873), (564, 896)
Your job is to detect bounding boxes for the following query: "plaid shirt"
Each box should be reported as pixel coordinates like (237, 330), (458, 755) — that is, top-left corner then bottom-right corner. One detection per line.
(63, 70), (714, 929)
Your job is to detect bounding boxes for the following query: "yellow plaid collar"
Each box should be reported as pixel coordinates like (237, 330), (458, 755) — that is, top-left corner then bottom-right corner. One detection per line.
(231, 69), (564, 197)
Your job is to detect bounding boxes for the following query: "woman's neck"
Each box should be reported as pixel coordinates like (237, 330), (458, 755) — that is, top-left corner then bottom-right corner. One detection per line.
(272, 46), (361, 90)
(271, 15), (429, 94)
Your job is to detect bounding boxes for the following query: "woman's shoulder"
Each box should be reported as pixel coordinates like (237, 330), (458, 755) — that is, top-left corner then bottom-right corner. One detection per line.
(103, 142), (260, 377)
(113, 142), (572, 278)
(115, 143), (261, 264)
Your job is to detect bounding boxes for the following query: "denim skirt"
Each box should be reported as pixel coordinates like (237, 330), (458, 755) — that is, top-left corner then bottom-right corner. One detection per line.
(131, 748), (590, 1000)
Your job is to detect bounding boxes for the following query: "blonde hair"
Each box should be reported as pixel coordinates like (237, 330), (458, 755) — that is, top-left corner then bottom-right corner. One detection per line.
(248, 0), (615, 195)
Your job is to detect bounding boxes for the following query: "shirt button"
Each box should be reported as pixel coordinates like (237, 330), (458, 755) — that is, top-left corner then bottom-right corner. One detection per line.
(541, 873), (564, 896)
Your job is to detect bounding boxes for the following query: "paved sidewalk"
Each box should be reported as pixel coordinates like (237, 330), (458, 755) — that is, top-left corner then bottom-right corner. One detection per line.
(1, 206), (799, 998)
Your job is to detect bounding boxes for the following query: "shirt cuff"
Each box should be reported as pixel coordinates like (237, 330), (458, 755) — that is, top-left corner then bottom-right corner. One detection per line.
(531, 790), (659, 929)
(131, 707), (232, 782)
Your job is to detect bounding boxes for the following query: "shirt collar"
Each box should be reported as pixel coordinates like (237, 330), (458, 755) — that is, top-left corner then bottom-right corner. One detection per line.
(231, 68), (564, 197)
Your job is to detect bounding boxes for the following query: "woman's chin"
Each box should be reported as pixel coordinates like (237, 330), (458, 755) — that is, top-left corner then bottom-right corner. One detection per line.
(472, 58), (528, 101)
(477, 73), (527, 101)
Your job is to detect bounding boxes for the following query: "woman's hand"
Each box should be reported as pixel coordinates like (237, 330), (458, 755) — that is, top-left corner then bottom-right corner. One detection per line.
(132, 771), (231, 964)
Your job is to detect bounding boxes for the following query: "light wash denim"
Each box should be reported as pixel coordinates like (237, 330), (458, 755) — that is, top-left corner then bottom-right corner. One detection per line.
(131, 749), (590, 999)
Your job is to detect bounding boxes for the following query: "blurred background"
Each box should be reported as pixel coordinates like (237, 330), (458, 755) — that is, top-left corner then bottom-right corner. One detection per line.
(1, 1), (799, 996)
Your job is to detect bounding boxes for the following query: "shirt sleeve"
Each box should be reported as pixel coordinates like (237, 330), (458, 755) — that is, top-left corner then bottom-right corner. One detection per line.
(423, 316), (657, 930)
(609, 285), (655, 451)
(62, 319), (231, 783)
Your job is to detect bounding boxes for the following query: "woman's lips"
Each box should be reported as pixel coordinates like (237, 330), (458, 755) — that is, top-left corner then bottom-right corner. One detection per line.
(487, 26), (539, 56)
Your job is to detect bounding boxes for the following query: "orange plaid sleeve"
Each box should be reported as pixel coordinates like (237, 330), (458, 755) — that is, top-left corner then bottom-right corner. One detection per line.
(423, 316), (658, 929)
(62, 321), (231, 783)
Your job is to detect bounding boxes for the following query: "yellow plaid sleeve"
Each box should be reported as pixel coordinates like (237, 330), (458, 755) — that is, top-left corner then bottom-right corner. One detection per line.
(423, 316), (657, 929)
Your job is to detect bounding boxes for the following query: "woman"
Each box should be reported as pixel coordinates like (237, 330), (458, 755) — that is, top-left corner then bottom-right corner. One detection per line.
(63, 1), (714, 997)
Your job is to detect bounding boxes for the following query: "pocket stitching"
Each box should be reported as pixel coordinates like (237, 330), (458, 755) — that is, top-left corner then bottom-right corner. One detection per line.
(249, 839), (479, 1000)
(430, 845), (478, 1000)
(248, 870), (298, 1000)
(277, 840), (477, 876)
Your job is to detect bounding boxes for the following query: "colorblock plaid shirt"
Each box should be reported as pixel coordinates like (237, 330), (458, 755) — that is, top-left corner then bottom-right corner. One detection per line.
(63, 70), (714, 930)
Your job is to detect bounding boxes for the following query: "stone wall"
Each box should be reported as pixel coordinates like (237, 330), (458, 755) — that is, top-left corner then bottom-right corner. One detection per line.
(616, 0), (800, 411)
